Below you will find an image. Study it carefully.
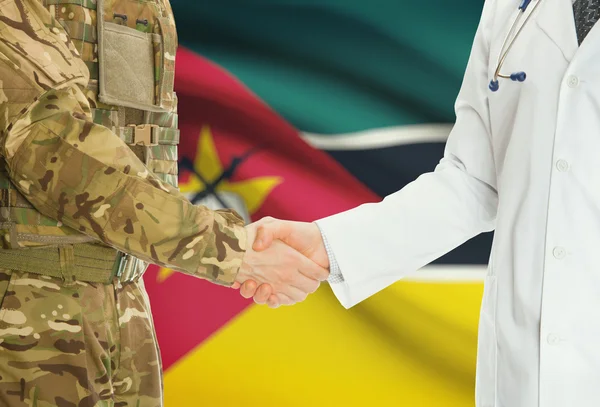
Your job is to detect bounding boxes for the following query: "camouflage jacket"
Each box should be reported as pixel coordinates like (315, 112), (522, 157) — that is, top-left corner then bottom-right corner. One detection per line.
(0, 0), (247, 286)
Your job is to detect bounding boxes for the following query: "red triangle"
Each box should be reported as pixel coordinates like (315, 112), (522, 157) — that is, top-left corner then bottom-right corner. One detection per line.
(145, 47), (379, 370)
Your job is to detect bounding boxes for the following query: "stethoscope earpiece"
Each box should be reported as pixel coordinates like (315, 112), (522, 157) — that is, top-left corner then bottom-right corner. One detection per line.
(489, 80), (500, 92)
(510, 71), (527, 82)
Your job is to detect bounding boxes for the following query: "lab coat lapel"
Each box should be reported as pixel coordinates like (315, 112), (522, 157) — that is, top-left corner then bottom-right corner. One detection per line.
(535, 0), (578, 61)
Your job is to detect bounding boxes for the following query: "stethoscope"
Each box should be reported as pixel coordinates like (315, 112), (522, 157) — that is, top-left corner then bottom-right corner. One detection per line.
(489, 0), (543, 92)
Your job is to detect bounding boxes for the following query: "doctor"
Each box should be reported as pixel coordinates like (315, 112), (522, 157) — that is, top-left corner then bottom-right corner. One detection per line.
(236, 0), (600, 406)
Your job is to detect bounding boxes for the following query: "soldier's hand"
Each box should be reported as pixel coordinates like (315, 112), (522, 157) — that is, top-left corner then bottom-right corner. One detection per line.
(236, 218), (329, 308)
(235, 222), (329, 308)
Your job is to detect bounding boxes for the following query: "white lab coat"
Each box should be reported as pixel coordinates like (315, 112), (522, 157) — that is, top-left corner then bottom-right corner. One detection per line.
(316, 0), (600, 405)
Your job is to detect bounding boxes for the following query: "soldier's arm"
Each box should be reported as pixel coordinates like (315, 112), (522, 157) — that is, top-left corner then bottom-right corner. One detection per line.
(0, 0), (246, 286)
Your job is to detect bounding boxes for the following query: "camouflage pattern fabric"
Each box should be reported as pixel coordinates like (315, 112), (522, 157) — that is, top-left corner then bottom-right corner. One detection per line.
(0, 0), (247, 286)
(0, 1), (248, 405)
(0, 268), (162, 407)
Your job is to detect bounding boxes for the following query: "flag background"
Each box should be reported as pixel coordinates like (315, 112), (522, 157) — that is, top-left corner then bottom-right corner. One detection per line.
(142, 1), (491, 406)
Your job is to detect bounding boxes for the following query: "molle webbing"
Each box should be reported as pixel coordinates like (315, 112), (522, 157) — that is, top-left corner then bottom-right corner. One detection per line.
(116, 125), (179, 146)
(0, 164), (63, 231)
(44, 0), (98, 9)
(91, 108), (179, 145)
(60, 20), (97, 43)
(91, 108), (180, 187)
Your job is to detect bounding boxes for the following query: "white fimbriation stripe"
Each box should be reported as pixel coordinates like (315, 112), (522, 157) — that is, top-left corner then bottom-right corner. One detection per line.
(302, 123), (482, 283)
(301, 123), (453, 151)
(403, 264), (487, 282)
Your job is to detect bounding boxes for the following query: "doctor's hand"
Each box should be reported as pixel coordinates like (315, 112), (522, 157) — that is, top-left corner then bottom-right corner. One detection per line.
(234, 217), (329, 308)
(234, 221), (329, 306)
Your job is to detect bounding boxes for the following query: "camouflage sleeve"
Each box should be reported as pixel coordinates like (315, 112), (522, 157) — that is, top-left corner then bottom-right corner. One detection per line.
(0, 0), (246, 286)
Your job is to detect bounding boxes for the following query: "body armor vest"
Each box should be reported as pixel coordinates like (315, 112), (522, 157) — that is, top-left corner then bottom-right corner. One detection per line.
(0, 0), (180, 250)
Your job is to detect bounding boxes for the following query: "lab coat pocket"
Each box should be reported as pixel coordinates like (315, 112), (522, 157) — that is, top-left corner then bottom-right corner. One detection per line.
(475, 274), (498, 407)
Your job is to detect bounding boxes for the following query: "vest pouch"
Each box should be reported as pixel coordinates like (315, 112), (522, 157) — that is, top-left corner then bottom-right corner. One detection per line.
(97, 0), (167, 112)
(97, 21), (162, 111)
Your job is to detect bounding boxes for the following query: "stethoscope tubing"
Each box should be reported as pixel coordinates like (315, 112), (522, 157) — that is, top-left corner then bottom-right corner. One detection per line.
(490, 0), (543, 91)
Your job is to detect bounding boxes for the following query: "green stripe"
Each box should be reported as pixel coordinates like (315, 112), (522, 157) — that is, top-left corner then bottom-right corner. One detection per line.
(174, 1), (481, 133)
(44, 0), (97, 10)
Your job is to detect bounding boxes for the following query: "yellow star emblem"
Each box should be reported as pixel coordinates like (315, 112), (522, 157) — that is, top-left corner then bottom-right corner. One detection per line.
(157, 125), (282, 282)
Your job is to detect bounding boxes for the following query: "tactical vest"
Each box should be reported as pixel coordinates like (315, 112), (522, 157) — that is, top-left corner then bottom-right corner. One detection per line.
(0, 0), (180, 281)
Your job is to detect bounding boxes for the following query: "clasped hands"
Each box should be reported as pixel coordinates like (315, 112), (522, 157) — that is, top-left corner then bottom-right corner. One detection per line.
(234, 217), (329, 308)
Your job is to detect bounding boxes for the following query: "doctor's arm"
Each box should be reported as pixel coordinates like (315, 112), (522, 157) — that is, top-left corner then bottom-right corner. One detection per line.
(242, 0), (499, 308)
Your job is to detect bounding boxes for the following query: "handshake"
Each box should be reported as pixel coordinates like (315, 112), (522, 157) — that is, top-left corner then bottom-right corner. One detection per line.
(232, 217), (330, 308)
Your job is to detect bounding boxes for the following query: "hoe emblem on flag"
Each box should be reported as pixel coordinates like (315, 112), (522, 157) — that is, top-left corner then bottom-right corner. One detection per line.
(157, 125), (282, 283)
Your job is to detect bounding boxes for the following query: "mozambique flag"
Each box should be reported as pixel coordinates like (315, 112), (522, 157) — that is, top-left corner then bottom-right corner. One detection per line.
(142, 1), (490, 406)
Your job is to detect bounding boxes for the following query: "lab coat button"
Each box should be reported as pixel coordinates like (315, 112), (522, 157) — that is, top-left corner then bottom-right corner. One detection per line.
(556, 159), (569, 172)
(553, 247), (566, 259)
(547, 333), (560, 345)
(567, 75), (579, 88)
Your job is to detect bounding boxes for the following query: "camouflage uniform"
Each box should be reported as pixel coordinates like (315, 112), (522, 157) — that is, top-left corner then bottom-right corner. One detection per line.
(0, 0), (247, 405)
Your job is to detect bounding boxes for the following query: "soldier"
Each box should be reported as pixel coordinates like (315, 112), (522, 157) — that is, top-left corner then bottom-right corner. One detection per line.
(0, 1), (329, 406)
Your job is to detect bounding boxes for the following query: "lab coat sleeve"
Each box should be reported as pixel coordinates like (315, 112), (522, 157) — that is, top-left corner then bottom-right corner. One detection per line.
(316, 0), (499, 309)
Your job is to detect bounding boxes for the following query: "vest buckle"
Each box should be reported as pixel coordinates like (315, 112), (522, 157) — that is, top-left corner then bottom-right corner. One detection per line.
(128, 124), (159, 146)
(112, 251), (143, 283)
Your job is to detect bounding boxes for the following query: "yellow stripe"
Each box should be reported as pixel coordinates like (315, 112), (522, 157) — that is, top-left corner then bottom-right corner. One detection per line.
(164, 281), (483, 406)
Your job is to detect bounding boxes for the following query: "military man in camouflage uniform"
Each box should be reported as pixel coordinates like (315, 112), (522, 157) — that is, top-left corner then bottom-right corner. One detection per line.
(0, 1), (329, 406)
